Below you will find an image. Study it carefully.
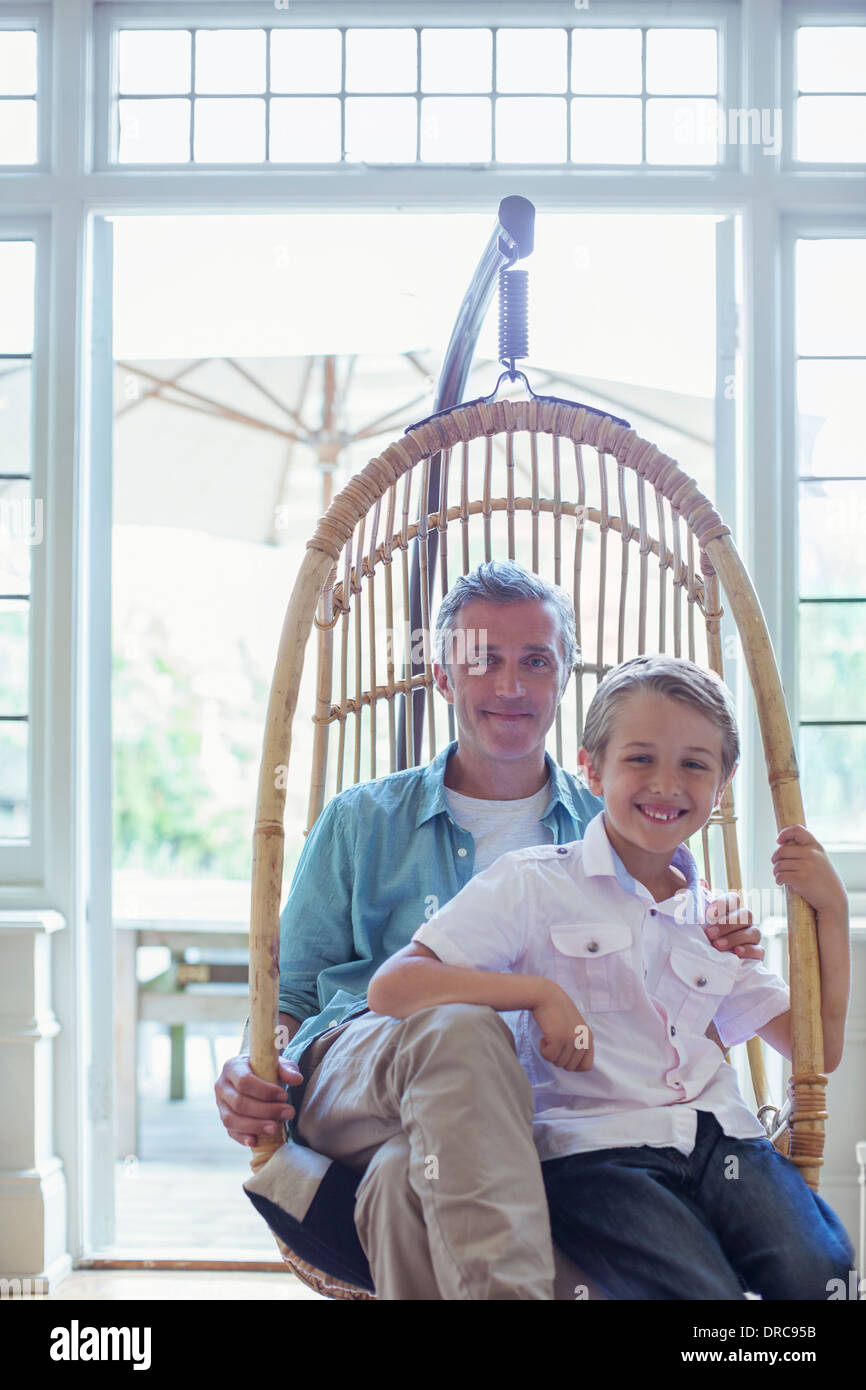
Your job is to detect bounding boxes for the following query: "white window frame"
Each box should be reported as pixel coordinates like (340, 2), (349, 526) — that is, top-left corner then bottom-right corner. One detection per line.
(780, 214), (866, 895)
(92, 0), (743, 174)
(0, 215), (49, 888)
(1, 0), (863, 1260)
(0, 2), (51, 172)
(782, 0), (866, 172)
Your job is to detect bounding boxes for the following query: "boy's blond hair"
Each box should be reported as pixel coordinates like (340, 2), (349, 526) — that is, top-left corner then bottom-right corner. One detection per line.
(581, 655), (740, 782)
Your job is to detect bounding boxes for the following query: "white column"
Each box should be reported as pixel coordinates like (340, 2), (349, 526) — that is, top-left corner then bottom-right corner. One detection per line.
(0, 912), (71, 1288)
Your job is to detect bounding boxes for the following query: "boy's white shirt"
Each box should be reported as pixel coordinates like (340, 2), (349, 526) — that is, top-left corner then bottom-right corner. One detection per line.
(412, 810), (790, 1162)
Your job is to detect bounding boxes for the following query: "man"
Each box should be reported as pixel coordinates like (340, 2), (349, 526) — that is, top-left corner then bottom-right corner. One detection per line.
(215, 562), (762, 1298)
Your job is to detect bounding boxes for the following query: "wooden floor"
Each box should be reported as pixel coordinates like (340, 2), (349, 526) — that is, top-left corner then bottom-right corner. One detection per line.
(111, 1094), (287, 1258)
(50, 1270), (321, 1300)
(69, 1093), (329, 1299)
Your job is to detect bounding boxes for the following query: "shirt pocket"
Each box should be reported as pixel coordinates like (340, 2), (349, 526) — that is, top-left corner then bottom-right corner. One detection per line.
(664, 945), (740, 1035)
(548, 921), (635, 1013)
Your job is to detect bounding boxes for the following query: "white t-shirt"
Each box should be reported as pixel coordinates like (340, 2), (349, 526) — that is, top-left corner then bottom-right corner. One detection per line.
(443, 779), (554, 874)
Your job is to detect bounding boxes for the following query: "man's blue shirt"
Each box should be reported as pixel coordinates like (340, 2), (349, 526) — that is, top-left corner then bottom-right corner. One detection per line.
(279, 740), (604, 1064)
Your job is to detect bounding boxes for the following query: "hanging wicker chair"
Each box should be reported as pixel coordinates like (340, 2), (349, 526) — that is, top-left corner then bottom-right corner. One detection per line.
(243, 209), (826, 1302)
(243, 398), (827, 1298)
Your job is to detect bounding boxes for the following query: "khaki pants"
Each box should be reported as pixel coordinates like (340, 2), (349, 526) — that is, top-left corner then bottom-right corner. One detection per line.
(293, 1003), (556, 1300)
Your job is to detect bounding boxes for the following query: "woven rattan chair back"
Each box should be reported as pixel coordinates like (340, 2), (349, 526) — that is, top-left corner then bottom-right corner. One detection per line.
(247, 399), (827, 1299)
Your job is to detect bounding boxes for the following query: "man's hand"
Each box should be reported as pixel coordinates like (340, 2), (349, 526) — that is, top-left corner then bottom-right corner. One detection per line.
(703, 891), (763, 961)
(214, 1053), (303, 1148)
(532, 980), (593, 1072)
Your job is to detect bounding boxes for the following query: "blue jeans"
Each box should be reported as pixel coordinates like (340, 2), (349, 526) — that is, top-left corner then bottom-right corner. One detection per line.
(541, 1111), (856, 1300)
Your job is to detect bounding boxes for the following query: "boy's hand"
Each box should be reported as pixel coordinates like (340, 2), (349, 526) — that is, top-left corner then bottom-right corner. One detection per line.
(703, 892), (764, 960)
(532, 981), (593, 1072)
(772, 825), (847, 916)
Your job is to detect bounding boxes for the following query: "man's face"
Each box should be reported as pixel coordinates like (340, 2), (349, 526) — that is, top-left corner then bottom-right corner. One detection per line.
(432, 598), (568, 765)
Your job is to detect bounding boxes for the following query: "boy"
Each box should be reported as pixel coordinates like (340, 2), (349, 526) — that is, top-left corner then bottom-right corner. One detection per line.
(368, 655), (855, 1299)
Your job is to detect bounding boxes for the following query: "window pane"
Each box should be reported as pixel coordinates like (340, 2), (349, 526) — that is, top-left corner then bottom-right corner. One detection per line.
(421, 28), (491, 93)
(0, 30), (37, 95)
(797, 240), (866, 355)
(796, 96), (866, 162)
(421, 97), (491, 161)
(496, 97), (566, 161)
(496, 29), (567, 93)
(118, 30), (191, 95)
(571, 98), (642, 163)
(0, 719), (27, 838)
(799, 480), (866, 598)
(0, 254), (31, 842)
(269, 98), (341, 161)
(345, 97), (416, 161)
(119, 99), (190, 163)
(193, 99), (265, 162)
(194, 30), (266, 95)
(0, 480), (33, 597)
(269, 29), (341, 94)
(0, 360), (31, 478)
(799, 602), (866, 721)
(797, 27), (866, 92)
(345, 29), (417, 93)
(646, 98), (718, 164)
(0, 243), (35, 354)
(571, 29), (642, 94)
(0, 600), (28, 713)
(0, 100), (37, 164)
(800, 726), (866, 847)
(646, 29), (717, 94)
(798, 360), (866, 477)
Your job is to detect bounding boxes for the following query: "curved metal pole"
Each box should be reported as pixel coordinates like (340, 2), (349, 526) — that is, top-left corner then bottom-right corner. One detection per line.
(397, 196), (535, 769)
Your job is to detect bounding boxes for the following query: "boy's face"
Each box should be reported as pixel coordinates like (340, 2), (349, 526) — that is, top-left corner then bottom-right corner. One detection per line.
(578, 690), (733, 859)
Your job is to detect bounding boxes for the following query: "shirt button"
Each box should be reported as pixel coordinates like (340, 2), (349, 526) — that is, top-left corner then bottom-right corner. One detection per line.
(649, 909), (657, 916)
(556, 846), (568, 855)
(696, 976), (707, 988)
(457, 847), (468, 858)
(587, 941), (599, 953)
(670, 1025), (677, 1036)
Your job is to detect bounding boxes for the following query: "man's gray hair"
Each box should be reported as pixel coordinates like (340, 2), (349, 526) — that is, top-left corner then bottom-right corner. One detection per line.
(581, 655), (740, 781)
(433, 560), (578, 693)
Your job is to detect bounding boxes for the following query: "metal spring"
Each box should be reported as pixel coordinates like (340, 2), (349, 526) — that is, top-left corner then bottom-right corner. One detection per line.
(498, 266), (529, 375)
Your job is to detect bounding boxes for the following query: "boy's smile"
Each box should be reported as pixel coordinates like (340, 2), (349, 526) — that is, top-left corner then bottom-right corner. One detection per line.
(578, 690), (733, 898)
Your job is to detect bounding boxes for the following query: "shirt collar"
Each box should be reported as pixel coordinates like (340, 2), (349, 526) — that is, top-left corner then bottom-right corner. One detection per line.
(542, 754), (583, 822)
(581, 810), (702, 916)
(415, 742), (458, 827)
(415, 741), (579, 828)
